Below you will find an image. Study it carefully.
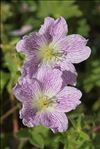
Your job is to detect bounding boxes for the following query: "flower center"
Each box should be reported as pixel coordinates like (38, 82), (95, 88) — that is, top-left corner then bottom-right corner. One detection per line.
(40, 47), (56, 61)
(39, 45), (62, 62)
(33, 95), (53, 111)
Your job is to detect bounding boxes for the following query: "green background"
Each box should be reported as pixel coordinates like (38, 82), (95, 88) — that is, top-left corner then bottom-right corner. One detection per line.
(1, 0), (100, 149)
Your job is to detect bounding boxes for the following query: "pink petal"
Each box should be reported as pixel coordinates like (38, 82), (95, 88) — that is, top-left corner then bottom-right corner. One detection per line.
(39, 17), (68, 40)
(39, 17), (54, 34)
(58, 60), (76, 72)
(13, 80), (33, 102)
(16, 33), (39, 55)
(53, 17), (68, 41)
(55, 60), (77, 86)
(20, 102), (68, 132)
(56, 86), (82, 112)
(61, 70), (77, 87)
(58, 34), (88, 52)
(16, 32), (52, 57)
(37, 65), (62, 97)
(67, 46), (91, 63)
(20, 105), (37, 127)
(61, 61), (77, 86)
(35, 111), (68, 133)
(21, 57), (40, 78)
(57, 34), (91, 63)
(13, 79), (41, 103)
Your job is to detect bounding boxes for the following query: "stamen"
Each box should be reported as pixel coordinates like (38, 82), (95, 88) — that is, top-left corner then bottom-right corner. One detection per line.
(39, 44), (64, 62)
(33, 95), (54, 111)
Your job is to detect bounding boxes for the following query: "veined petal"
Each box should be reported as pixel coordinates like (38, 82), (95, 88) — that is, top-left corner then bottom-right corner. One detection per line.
(13, 80), (33, 102)
(59, 60), (76, 72)
(56, 34), (91, 63)
(52, 17), (68, 41)
(55, 60), (77, 86)
(39, 112), (68, 133)
(18, 33), (53, 78)
(20, 104), (37, 127)
(56, 86), (82, 112)
(16, 33), (39, 56)
(39, 17), (54, 34)
(13, 79), (41, 103)
(39, 17), (68, 40)
(61, 70), (77, 87)
(57, 34), (88, 52)
(16, 32), (52, 57)
(37, 65), (62, 97)
(19, 102), (68, 132)
(61, 61), (77, 86)
(37, 64), (52, 82)
(21, 57), (40, 78)
(66, 46), (91, 63)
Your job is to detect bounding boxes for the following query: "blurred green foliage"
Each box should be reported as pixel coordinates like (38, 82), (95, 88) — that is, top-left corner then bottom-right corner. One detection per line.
(38, 1), (82, 18)
(1, 0), (100, 149)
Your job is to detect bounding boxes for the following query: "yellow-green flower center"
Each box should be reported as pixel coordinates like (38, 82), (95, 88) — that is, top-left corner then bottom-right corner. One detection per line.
(33, 95), (53, 111)
(40, 47), (56, 61)
(39, 45), (62, 62)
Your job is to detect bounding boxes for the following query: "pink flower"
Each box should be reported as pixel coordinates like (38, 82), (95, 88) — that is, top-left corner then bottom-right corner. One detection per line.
(13, 65), (82, 133)
(13, 17), (91, 133)
(16, 17), (91, 78)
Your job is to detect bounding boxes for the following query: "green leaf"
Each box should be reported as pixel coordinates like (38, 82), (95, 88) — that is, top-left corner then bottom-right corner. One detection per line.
(28, 125), (49, 148)
(93, 98), (100, 111)
(38, 0), (82, 18)
(47, 135), (61, 149)
(29, 133), (44, 148)
(17, 129), (30, 138)
(83, 59), (100, 92)
(78, 141), (92, 149)
(77, 19), (90, 36)
(1, 3), (12, 22)
(0, 72), (10, 93)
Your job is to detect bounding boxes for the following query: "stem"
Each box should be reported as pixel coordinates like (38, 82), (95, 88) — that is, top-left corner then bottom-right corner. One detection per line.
(0, 104), (19, 123)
